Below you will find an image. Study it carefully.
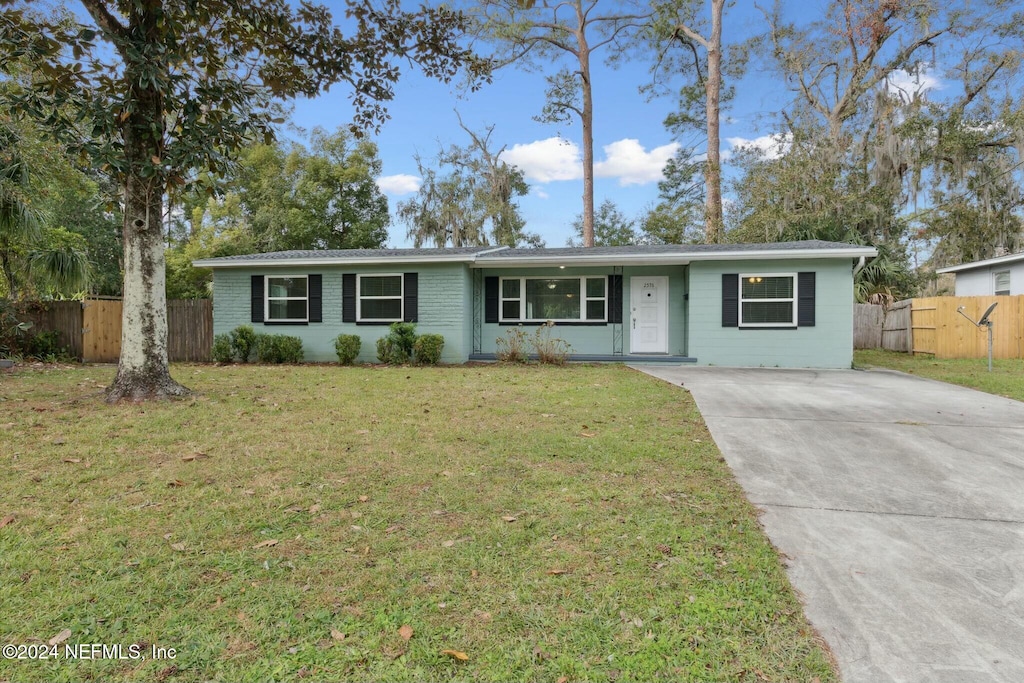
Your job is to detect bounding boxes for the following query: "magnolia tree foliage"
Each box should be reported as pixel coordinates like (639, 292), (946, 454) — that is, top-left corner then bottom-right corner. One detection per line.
(0, 0), (486, 401)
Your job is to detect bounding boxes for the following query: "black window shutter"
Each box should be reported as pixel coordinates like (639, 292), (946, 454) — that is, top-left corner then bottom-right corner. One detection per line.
(798, 272), (816, 326)
(307, 274), (322, 323)
(251, 275), (264, 323)
(403, 272), (418, 322)
(608, 274), (623, 324)
(485, 276), (499, 323)
(342, 273), (356, 323)
(722, 274), (739, 327)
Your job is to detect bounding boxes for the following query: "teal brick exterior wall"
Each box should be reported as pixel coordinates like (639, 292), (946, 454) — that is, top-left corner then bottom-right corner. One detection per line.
(474, 265), (688, 356)
(687, 258), (855, 368)
(212, 263), (472, 363)
(210, 256), (856, 367)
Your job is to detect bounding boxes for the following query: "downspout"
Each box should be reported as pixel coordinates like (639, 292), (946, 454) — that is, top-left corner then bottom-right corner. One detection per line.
(853, 256), (866, 277)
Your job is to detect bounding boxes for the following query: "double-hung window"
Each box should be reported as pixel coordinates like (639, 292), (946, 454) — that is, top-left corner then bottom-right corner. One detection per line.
(499, 276), (607, 323)
(358, 274), (403, 322)
(265, 275), (308, 322)
(739, 273), (796, 327)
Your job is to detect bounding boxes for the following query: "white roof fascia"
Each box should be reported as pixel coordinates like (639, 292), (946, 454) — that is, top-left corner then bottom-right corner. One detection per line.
(469, 247), (877, 268)
(191, 254), (482, 268)
(936, 253), (1024, 273)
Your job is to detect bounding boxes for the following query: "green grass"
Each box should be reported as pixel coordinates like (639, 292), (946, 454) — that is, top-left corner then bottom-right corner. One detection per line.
(0, 364), (834, 682)
(855, 349), (1024, 402)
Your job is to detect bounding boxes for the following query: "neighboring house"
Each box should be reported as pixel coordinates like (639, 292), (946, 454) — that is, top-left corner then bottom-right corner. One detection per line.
(193, 240), (876, 368)
(936, 252), (1024, 297)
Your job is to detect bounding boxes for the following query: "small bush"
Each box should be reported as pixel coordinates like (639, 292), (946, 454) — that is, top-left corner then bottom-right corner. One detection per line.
(496, 326), (530, 363)
(413, 333), (445, 365)
(25, 330), (66, 360)
(255, 333), (303, 363)
(376, 337), (394, 364)
(230, 325), (258, 363)
(376, 322), (417, 364)
(212, 334), (234, 363)
(532, 321), (572, 365)
(334, 334), (362, 365)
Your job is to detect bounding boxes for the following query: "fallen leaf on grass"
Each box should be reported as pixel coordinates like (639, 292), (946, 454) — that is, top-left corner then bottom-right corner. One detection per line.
(357, 495), (369, 503)
(181, 453), (209, 462)
(441, 649), (469, 661)
(656, 543), (672, 555)
(308, 504), (322, 514)
(502, 515), (518, 523)
(354, 429), (370, 435)
(252, 539), (278, 549)
(398, 625), (413, 640)
(170, 543), (186, 552)
(579, 432), (596, 438)
(62, 458), (81, 464)
(48, 629), (71, 646)
(442, 540), (455, 548)
(557, 677), (569, 683)
(167, 479), (186, 488)
(330, 629), (346, 642)
(546, 569), (568, 575)
(0, 515), (14, 529)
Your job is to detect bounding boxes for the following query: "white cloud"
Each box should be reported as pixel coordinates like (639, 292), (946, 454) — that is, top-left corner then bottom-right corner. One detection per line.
(532, 187), (550, 199)
(887, 65), (942, 102)
(500, 137), (582, 183)
(376, 174), (421, 195)
(501, 136), (679, 186)
(726, 133), (792, 160)
(594, 139), (681, 186)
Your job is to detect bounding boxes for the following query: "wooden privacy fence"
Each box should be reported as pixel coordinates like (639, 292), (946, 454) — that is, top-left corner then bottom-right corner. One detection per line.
(854, 296), (1024, 358)
(911, 296), (1024, 359)
(25, 298), (212, 362)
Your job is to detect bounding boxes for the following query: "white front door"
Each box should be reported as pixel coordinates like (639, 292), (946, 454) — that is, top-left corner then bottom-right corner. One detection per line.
(630, 276), (669, 353)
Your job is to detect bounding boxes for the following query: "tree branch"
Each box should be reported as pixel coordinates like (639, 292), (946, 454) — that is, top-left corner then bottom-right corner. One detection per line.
(78, 0), (128, 54)
(672, 22), (709, 51)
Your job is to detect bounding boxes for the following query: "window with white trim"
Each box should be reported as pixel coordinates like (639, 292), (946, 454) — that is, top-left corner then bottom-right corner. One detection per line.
(265, 275), (308, 322)
(994, 271), (1010, 296)
(358, 274), (403, 322)
(739, 273), (796, 326)
(499, 276), (607, 322)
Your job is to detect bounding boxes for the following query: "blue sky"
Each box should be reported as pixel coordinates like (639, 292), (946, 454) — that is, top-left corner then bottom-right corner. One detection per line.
(284, 1), (946, 249)
(285, 2), (793, 248)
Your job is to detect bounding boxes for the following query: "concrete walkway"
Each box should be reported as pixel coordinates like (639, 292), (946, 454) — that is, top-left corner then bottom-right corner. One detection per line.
(634, 366), (1024, 683)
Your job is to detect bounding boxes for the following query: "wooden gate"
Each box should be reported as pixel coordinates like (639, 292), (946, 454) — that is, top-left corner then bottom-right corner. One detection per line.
(82, 299), (123, 362)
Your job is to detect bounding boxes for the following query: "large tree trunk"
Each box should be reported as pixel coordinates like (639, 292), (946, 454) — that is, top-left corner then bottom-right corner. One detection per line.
(577, 4), (595, 248)
(105, 26), (189, 403)
(703, 0), (724, 244)
(106, 176), (190, 402)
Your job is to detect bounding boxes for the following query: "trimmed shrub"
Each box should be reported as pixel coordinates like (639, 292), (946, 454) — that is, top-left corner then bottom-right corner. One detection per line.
(255, 333), (303, 363)
(212, 334), (234, 364)
(334, 334), (362, 365)
(375, 337), (394, 364)
(413, 333), (445, 365)
(377, 322), (417, 364)
(230, 325), (258, 363)
(496, 326), (530, 363)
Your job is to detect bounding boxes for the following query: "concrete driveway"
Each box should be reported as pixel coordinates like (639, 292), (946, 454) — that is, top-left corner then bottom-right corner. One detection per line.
(635, 366), (1024, 683)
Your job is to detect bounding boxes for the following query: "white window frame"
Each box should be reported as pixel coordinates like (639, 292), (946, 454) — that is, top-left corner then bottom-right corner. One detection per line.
(499, 276), (608, 323)
(357, 273), (404, 323)
(264, 274), (308, 323)
(994, 271), (1010, 296)
(738, 272), (797, 328)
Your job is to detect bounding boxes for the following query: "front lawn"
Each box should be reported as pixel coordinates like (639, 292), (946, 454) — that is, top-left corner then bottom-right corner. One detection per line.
(0, 364), (833, 682)
(855, 349), (1024, 402)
